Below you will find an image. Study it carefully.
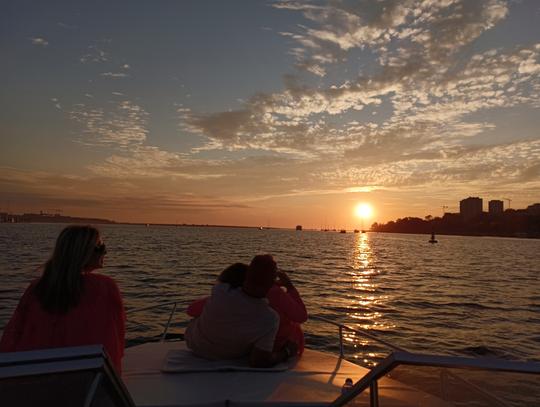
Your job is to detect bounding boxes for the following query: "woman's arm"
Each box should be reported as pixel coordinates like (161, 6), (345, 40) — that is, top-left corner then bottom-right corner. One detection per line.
(186, 297), (208, 317)
(268, 272), (308, 323)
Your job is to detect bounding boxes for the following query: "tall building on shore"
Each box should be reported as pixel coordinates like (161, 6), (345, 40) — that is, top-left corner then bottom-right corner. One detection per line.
(460, 197), (483, 220)
(488, 200), (504, 214)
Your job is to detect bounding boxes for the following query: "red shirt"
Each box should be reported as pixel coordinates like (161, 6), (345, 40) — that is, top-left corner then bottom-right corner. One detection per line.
(0, 273), (125, 374)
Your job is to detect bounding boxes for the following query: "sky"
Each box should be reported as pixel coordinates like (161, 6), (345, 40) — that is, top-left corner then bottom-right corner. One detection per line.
(1, 0), (540, 228)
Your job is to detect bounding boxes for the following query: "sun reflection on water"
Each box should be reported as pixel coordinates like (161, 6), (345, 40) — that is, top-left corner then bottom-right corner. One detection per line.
(347, 233), (395, 365)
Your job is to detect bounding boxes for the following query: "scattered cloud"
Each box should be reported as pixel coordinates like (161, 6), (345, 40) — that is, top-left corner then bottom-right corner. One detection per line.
(10, 1), (539, 222)
(69, 100), (148, 148)
(180, 1), (539, 168)
(0, 167), (250, 221)
(101, 72), (129, 78)
(58, 22), (77, 29)
(51, 98), (62, 110)
(79, 45), (108, 63)
(30, 37), (48, 46)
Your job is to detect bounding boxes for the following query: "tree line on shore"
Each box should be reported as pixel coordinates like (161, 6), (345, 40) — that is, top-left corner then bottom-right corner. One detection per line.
(371, 210), (540, 238)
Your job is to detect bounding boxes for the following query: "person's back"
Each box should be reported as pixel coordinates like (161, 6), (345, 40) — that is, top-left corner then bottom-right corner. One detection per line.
(1, 273), (125, 370)
(186, 254), (296, 367)
(0, 225), (125, 374)
(185, 282), (278, 360)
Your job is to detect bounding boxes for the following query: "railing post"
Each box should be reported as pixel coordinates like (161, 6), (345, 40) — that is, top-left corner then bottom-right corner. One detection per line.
(339, 325), (344, 358)
(161, 302), (177, 342)
(369, 380), (379, 407)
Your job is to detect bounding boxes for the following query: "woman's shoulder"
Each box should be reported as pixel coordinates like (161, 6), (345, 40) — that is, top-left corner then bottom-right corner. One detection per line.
(83, 273), (123, 305)
(83, 273), (120, 291)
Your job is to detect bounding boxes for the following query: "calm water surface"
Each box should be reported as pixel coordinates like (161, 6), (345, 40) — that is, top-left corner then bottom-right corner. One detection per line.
(1, 223), (539, 366)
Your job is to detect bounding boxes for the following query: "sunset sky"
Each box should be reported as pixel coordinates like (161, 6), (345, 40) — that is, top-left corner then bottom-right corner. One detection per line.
(2, 0), (540, 228)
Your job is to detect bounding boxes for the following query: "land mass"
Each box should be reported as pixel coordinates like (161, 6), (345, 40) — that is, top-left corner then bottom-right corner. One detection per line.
(0, 212), (276, 230)
(371, 209), (540, 239)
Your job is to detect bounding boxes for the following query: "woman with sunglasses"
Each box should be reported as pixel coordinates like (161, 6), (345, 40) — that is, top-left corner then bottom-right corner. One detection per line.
(0, 225), (125, 374)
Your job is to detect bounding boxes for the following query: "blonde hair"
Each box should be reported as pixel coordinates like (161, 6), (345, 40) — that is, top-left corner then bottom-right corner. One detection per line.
(35, 225), (100, 312)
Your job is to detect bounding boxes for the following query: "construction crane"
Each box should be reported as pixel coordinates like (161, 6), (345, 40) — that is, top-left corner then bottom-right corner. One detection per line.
(502, 198), (511, 209)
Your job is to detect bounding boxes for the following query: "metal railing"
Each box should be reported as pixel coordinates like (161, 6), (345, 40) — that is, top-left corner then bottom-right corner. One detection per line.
(330, 351), (540, 406)
(308, 315), (406, 357)
(126, 300), (540, 407)
(126, 300), (180, 342)
(126, 301), (405, 354)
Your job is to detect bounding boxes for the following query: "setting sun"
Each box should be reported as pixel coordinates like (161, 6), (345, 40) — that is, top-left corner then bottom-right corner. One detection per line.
(354, 203), (373, 219)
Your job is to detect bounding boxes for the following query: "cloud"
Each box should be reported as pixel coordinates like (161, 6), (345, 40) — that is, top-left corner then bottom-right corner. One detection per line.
(79, 46), (108, 63)
(315, 139), (540, 192)
(101, 72), (129, 78)
(28, 0), (537, 220)
(0, 167), (250, 223)
(273, 0), (508, 75)
(69, 100), (148, 148)
(58, 22), (77, 29)
(179, 0), (539, 170)
(30, 37), (48, 46)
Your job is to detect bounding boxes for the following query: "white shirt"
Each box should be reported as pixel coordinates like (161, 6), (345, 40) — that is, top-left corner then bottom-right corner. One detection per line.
(185, 283), (279, 360)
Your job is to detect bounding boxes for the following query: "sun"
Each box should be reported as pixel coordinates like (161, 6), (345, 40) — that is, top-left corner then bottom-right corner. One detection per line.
(354, 203), (373, 219)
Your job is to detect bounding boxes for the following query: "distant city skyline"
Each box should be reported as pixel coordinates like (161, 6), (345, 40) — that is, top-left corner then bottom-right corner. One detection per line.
(2, 1), (540, 228)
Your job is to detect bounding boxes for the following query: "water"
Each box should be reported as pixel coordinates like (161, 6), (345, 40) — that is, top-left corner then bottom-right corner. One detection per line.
(1, 223), (539, 367)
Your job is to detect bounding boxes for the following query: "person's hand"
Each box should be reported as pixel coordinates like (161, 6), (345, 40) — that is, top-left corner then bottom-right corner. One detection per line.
(276, 270), (294, 289)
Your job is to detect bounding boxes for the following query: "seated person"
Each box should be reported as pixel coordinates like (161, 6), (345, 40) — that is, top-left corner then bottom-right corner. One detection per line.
(0, 225), (125, 374)
(185, 255), (297, 367)
(187, 263), (307, 354)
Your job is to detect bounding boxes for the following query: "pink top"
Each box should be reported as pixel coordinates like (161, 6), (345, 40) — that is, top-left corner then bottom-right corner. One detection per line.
(0, 273), (125, 374)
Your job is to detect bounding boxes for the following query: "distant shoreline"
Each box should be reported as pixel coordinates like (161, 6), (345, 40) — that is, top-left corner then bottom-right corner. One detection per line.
(3, 220), (539, 239)
(371, 230), (540, 240)
(0, 213), (283, 230)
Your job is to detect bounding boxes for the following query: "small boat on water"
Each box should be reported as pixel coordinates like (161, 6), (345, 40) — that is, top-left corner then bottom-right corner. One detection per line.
(1, 302), (538, 406)
(429, 232), (438, 243)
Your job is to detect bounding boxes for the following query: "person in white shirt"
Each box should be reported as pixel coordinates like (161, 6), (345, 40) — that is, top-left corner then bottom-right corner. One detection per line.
(185, 254), (298, 367)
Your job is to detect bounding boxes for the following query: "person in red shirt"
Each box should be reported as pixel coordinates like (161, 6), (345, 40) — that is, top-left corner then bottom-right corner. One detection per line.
(0, 225), (125, 374)
(187, 262), (308, 355)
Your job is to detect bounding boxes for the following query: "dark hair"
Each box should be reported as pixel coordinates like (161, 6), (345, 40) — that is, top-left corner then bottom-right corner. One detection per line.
(218, 263), (248, 288)
(35, 225), (100, 313)
(246, 254), (277, 286)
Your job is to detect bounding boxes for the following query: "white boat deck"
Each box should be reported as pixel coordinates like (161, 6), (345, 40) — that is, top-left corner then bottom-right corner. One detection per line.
(122, 341), (452, 406)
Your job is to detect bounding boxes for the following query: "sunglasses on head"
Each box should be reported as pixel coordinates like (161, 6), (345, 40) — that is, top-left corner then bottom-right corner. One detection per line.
(94, 243), (107, 254)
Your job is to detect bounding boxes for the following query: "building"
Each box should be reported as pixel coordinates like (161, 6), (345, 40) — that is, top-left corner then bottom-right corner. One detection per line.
(488, 200), (504, 215)
(460, 197), (483, 220)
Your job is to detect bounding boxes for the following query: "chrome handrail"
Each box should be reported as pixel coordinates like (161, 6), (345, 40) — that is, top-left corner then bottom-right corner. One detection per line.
(126, 301), (406, 352)
(126, 301), (540, 407)
(309, 315), (407, 354)
(126, 301), (181, 342)
(331, 351), (540, 407)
